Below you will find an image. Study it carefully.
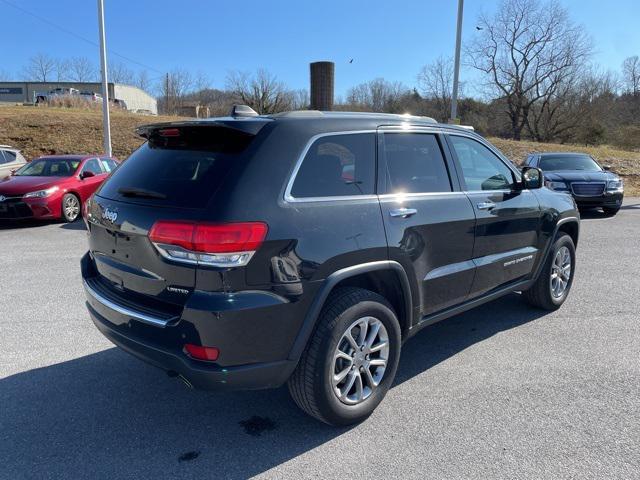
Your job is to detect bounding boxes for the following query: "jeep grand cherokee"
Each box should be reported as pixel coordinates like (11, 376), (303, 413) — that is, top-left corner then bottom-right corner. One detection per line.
(81, 108), (579, 425)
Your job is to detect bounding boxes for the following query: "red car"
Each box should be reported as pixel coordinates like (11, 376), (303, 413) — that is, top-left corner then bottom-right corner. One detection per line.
(0, 155), (118, 222)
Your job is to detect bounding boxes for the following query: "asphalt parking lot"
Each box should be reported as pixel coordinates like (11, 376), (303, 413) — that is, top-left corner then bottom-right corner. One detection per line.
(1, 199), (639, 479)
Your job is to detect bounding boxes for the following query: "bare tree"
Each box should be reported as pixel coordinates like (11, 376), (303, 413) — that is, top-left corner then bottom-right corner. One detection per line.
(23, 53), (57, 82)
(622, 56), (640, 96)
(226, 69), (293, 114)
(467, 0), (592, 140)
(135, 70), (152, 93)
(0, 68), (12, 81)
(69, 57), (97, 82)
(417, 56), (456, 122)
(292, 89), (310, 110)
(108, 61), (135, 84)
(345, 78), (408, 112)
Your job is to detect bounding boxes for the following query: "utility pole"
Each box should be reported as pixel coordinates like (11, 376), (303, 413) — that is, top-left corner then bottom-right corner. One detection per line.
(165, 73), (170, 115)
(97, 0), (112, 156)
(450, 0), (464, 124)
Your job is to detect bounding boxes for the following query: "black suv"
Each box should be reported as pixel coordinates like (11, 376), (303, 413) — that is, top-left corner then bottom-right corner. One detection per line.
(82, 109), (580, 425)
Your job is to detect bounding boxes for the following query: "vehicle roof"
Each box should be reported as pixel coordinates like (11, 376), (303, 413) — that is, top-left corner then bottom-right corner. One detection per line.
(137, 110), (477, 137)
(35, 154), (97, 160)
(535, 152), (593, 157)
(0, 145), (19, 150)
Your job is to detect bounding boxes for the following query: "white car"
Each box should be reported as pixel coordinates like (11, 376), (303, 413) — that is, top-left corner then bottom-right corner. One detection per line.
(0, 146), (27, 179)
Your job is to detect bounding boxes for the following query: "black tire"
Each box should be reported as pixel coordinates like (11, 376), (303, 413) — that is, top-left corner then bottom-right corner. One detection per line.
(602, 206), (620, 216)
(522, 233), (575, 310)
(61, 193), (81, 222)
(288, 287), (401, 426)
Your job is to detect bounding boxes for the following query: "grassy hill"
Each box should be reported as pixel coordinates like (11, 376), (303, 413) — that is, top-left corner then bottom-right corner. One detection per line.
(1, 105), (638, 194)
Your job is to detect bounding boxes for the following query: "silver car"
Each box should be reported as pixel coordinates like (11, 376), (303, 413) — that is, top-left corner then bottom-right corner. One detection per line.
(0, 146), (27, 179)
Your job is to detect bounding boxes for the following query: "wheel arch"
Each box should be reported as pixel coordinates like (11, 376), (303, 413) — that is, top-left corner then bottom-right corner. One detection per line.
(557, 217), (579, 247)
(287, 261), (413, 362)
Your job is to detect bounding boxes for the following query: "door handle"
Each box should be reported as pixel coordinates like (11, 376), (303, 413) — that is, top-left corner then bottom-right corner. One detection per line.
(477, 201), (496, 210)
(389, 208), (417, 218)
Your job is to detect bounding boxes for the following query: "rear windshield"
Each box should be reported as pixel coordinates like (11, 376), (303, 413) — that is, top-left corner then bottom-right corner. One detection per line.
(97, 126), (254, 208)
(539, 155), (601, 172)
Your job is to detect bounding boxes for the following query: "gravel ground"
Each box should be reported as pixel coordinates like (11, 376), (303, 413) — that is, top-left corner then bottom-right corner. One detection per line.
(1, 199), (639, 479)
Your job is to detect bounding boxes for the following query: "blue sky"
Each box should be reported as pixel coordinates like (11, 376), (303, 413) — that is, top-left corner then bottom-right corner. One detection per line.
(2, 0), (639, 97)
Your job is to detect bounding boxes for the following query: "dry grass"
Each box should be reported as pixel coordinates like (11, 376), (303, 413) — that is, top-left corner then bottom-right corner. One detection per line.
(0, 105), (638, 194)
(0, 105), (179, 160)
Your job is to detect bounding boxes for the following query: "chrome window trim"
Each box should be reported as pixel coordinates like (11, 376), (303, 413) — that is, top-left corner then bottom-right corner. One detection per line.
(284, 130), (378, 203)
(283, 127), (526, 203)
(377, 191), (466, 200)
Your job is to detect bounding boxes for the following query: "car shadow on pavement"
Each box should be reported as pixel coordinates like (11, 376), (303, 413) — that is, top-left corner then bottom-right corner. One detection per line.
(0, 293), (547, 478)
(0, 219), (57, 230)
(59, 220), (86, 231)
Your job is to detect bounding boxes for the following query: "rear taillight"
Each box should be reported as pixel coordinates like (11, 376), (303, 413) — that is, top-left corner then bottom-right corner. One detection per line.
(148, 220), (268, 267)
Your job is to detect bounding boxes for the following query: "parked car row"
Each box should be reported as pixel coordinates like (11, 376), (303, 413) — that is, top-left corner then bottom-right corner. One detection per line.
(0, 107), (628, 426)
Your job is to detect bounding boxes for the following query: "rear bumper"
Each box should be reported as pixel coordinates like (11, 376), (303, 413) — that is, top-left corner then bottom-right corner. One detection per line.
(88, 302), (296, 390)
(573, 191), (623, 208)
(81, 252), (307, 390)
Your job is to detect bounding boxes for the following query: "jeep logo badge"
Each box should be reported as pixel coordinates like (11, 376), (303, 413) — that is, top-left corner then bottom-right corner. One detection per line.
(102, 208), (118, 223)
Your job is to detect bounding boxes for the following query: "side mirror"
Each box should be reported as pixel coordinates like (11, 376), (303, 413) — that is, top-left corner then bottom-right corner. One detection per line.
(10, 169), (17, 176)
(521, 166), (543, 190)
(80, 170), (95, 180)
(603, 165), (611, 171)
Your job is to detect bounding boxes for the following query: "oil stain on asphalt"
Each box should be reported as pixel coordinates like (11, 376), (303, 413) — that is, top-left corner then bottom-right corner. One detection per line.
(239, 416), (277, 436)
(178, 451), (201, 462)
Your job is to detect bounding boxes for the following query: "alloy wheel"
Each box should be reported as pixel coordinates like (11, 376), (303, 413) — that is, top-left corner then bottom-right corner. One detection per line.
(64, 195), (80, 221)
(550, 245), (571, 299)
(332, 316), (389, 405)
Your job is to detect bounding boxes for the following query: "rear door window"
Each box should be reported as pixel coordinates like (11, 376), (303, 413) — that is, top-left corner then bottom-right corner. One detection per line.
(98, 126), (254, 209)
(290, 133), (375, 198)
(382, 133), (452, 194)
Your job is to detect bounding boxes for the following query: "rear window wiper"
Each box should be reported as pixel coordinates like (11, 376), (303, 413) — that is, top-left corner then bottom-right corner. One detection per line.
(117, 187), (167, 199)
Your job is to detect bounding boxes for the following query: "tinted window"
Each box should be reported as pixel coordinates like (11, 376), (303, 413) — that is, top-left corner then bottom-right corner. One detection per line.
(98, 126), (254, 208)
(82, 158), (103, 175)
(383, 133), (451, 193)
(100, 158), (118, 172)
(449, 135), (514, 191)
(291, 133), (375, 198)
(15, 158), (80, 177)
(0, 151), (7, 165)
(538, 155), (601, 172)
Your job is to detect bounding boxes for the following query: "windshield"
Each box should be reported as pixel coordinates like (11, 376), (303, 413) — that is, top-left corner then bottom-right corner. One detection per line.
(538, 155), (602, 172)
(15, 158), (81, 177)
(97, 126), (255, 208)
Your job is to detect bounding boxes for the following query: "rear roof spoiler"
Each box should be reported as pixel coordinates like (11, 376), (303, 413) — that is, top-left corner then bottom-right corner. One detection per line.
(136, 117), (272, 138)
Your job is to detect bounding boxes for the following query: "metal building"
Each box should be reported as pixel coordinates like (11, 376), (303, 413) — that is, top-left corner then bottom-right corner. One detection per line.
(0, 81), (157, 114)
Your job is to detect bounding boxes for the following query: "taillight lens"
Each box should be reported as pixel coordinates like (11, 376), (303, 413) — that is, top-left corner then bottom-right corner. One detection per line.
(148, 220), (268, 267)
(184, 344), (219, 362)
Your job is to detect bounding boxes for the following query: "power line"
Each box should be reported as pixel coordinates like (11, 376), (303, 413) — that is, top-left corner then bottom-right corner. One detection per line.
(0, 0), (163, 74)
